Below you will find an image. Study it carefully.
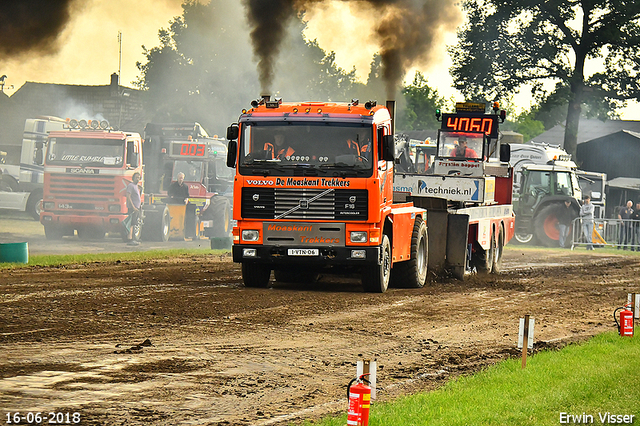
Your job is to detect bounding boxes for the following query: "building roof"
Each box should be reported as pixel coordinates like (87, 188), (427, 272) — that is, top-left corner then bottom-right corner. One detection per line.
(533, 119), (640, 147)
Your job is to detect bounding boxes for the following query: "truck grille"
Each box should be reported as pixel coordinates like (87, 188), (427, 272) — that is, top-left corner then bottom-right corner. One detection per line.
(242, 188), (368, 221)
(47, 174), (117, 207)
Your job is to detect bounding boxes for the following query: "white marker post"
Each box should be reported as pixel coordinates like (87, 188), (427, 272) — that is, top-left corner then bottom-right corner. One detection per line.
(357, 359), (377, 400)
(628, 293), (639, 319)
(518, 315), (535, 369)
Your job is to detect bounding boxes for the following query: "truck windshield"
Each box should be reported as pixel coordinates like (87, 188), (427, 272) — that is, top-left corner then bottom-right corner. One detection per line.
(173, 160), (203, 182)
(438, 131), (484, 161)
(238, 122), (373, 176)
(46, 137), (124, 167)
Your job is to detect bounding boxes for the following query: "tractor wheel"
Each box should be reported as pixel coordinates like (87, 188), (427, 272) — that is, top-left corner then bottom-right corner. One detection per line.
(534, 204), (562, 248)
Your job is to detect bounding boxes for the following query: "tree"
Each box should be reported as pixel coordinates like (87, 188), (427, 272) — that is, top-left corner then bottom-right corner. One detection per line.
(397, 72), (445, 131)
(449, 0), (640, 158)
(135, 2), (364, 133)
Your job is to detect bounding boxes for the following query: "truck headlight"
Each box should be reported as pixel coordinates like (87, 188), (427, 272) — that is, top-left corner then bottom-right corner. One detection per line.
(350, 231), (367, 243)
(242, 230), (260, 242)
(108, 204), (121, 212)
(43, 202), (54, 210)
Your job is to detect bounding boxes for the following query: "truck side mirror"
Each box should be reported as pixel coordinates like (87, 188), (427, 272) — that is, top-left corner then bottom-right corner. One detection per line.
(382, 135), (395, 161)
(226, 140), (237, 168)
(500, 144), (511, 162)
(226, 124), (239, 141)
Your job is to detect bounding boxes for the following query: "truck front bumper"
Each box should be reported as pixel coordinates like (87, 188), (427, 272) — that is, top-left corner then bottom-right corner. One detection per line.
(232, 244), (381, 267)
(40, 213), (127, 232)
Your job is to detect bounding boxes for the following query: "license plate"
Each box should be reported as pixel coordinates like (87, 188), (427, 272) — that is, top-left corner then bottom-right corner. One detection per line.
(288, 248), (319, 256)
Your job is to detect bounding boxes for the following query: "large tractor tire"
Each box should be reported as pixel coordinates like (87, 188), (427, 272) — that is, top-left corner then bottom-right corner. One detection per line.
(534, 204), (562, 248)
(362, 234), (391, 293)
(390, 217), (428, 288)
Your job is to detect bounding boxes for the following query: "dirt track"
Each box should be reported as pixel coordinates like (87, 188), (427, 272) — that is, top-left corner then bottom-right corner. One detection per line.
(1, 247), (639, 425)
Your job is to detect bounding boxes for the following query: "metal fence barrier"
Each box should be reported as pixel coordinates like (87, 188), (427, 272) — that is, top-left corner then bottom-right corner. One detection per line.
(571, 218), (640, 250)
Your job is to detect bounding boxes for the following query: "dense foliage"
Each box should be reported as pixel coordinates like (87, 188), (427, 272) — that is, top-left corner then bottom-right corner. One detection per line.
(450, 0), (640, 156)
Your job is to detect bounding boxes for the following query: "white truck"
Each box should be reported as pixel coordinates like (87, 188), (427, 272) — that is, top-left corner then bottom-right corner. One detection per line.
(0, 117), (66, 219)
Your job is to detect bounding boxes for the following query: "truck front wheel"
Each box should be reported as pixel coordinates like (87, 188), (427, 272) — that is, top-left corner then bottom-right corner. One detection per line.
(362, 234), (391, 293)
(242, 263), (271, 288)
(391, 217), (428, 288)
(26, 191), (43, 220)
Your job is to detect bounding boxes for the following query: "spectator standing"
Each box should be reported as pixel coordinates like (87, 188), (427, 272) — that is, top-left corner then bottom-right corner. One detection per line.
(630, 201), (640, 252)
(556, 200), (576, 248)
(617, 200), (634, 250)
(168, 172), (190, 204)
(579, 195), (595, 250)
(125, 172), (142, 245)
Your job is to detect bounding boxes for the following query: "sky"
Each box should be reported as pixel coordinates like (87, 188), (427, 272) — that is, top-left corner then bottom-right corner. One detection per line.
(2, 0), (638, 120)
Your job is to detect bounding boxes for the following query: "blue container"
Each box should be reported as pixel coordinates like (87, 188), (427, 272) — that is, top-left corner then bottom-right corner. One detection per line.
(0, 242), (29, 264)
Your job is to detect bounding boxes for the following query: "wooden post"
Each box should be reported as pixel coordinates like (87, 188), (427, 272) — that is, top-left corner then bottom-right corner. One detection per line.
(521, 314), (530, 369)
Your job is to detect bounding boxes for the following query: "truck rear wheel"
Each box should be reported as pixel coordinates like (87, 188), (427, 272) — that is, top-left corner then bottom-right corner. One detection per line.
(474, 229), (495, 274)
(242, 263), (271, 288)
(492, 227), (504, 274)
(391, 217), (428, 288)
(534, 204), (561, 248)
(362, 234), (391, 293)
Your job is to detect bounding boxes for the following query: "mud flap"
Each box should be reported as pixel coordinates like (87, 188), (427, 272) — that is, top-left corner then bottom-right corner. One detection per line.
(427, 210), (449, 275)
(446, 214), (470, 271)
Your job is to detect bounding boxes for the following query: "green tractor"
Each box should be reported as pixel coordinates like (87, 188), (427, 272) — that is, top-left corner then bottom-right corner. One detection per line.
(513, 164), (582, 247)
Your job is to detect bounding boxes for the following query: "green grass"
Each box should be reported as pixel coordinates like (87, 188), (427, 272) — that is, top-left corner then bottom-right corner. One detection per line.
(0, 248), (226, 269)
(304, 332), (640, 426)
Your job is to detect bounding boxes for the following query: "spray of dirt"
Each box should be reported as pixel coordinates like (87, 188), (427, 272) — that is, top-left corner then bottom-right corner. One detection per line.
(0, 0), (79, 59)
(243, 0), (461, 99)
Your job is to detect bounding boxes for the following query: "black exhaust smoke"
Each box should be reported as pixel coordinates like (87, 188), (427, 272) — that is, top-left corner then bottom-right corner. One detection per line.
(0, 0), (78, 59)
(243, 0), (461, 99)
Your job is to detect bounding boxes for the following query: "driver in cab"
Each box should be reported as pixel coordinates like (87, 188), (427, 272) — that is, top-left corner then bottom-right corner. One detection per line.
(449, 135), (479, 159)
(264, 133), (295, 160)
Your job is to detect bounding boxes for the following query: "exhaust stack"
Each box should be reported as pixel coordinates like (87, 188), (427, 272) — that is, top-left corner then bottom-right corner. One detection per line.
(386, 100), (396, 135)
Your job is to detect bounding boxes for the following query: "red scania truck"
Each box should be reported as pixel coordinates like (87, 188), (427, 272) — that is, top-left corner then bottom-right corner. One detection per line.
(225, 97), (428, 292)
(40, 119), (144, 240)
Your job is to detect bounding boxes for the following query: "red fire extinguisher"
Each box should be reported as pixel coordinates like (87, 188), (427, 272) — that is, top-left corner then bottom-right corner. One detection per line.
(614, 303), (634, 337)
(347, 374), (371, 426)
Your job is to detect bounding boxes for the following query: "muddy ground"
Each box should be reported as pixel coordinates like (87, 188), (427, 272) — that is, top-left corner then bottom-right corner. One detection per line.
(1, 240), (639, 426)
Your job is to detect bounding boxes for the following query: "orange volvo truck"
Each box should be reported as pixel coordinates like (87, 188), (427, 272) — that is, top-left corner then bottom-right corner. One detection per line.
(40, 119), (144, 240)
(225, 97), (428, 292)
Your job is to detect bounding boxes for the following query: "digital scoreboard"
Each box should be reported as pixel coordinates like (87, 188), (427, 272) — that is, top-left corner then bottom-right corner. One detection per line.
(441, 113), (499, 139)
(170, 142), (208, 158)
